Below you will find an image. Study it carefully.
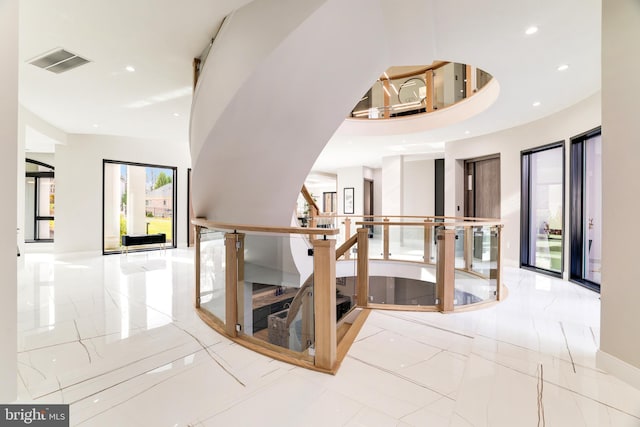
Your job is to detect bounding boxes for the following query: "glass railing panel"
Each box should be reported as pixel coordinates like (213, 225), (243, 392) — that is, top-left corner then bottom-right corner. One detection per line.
(199, 229), (227, 323)
(434, 62), (453, 111)
(453, 225), (497, 306)
(454, 227), (466, 268)
(236, 233), (315, 358)
(368, 276), (436, 306)
(470, 225), (493, 276)
(350, 63), (492, 120)
(388, 224), (425, 262)
(477, 69), (493, 91)
(389, 75), (426, 117)
(426, 224), (437, 264)
(336, 248), (357, 324)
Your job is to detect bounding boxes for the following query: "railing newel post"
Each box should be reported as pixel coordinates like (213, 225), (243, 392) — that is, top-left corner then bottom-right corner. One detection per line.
(424, 220), (432, 264)
(195, 225), (201, 308)
(356, 227), (369, 307)
(224, 232), (242, 337)
(312, 238), (336, 371)
(383, 217), (390, 260)
(436, 228), (455, 312)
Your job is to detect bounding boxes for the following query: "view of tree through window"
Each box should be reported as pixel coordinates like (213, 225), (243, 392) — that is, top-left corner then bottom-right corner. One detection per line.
(103, 161), (176, 253)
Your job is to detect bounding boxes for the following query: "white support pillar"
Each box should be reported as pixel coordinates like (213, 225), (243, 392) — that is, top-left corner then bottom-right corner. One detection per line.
(0, 0), (19, 402)
(127, 166), (147, 235)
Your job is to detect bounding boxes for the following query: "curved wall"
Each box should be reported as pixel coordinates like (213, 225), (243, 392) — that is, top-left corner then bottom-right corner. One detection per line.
(444, 92), (601, 270)
(190, 0), (391, 226)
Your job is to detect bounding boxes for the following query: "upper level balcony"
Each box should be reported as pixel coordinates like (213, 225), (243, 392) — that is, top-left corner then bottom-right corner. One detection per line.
(349, 62), (493, 120)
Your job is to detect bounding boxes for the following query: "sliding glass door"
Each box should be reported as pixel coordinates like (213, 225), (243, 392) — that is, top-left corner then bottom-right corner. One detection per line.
(103, 160), (177, 254)
(521, 143), (564, 275)
(570, 128), (602, 291)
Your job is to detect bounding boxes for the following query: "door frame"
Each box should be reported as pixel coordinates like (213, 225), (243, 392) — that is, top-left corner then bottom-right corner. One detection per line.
(520, 141), (565, 277)
(569, 127), (601, 292)
(464, 154), (500, 218)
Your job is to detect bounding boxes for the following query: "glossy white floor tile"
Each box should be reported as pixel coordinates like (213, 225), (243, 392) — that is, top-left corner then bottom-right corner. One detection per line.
(14, 249), (640, 426)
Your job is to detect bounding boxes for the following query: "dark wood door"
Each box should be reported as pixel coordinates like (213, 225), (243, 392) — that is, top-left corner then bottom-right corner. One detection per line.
(465, 156), (500, 219)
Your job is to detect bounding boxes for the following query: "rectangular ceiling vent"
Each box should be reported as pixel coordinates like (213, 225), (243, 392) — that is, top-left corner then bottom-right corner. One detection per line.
(28, 48), (90, 74)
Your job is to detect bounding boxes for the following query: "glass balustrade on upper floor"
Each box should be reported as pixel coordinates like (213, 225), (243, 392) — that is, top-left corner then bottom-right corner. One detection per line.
(350, 62), (493, 120)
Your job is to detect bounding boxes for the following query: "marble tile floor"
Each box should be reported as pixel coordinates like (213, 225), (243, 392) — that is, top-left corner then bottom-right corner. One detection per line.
(13, 248), (640, 426)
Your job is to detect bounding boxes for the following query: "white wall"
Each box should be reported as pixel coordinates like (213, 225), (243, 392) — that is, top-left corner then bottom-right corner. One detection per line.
(373, 167), (382, 218)
(599, 0), (640, 380)
(0, 0), (18, 402)
(382, 156), (403, 215)
(445, 93), (600, 269)
(403, 158), (435, 216)
(337, 166), (365, 216)
(55, 135), (190, 253)
(191, 0), (388, 227)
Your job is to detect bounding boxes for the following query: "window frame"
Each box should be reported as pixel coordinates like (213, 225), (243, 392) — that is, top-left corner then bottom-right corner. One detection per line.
(520, 141), (566, 277)
(102, 159), (178, 255)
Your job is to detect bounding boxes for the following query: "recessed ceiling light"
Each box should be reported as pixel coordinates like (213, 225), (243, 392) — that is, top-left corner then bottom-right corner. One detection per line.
(532, 101), (541, 107)
(525, 26), (538, 35)
(557, 64), (569, 71)
(125, 65), (135, 72)
(173, 112), (180, 117)
(92, 123), (99, 128)
(465, 130), (471, 135)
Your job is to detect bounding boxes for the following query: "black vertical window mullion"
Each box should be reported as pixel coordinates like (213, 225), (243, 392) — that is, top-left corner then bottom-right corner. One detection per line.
(520, 154), (530, 266)
(569, 126), (601, 292)
(570, 141), (584, 281)
(33, 176), (39, 240)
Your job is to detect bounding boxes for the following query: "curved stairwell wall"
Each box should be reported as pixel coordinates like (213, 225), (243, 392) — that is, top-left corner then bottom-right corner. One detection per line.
(190, 0), (439, 284)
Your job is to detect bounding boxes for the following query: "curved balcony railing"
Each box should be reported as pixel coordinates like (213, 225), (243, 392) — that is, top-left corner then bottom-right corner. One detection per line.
(192, 214), (503, 373)
(350, 62), (493, 119)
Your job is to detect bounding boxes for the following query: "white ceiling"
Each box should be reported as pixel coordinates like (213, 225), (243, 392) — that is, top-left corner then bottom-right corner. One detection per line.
(19, 0), (252, 144)
(18, 0), (601, 171)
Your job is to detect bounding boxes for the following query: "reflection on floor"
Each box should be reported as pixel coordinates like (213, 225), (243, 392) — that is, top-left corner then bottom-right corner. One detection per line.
(16, 249), (640, 426)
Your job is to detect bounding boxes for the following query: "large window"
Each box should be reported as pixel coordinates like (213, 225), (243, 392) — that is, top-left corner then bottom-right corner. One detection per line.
(25, 159), (55, 242)
(570, 128), (602, 291)
(103, 160), (177, 254)
(521, 143), (565, 275)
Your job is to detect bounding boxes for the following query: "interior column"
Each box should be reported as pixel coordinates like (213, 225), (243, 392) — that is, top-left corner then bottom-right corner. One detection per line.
(0, 0), (19, 402)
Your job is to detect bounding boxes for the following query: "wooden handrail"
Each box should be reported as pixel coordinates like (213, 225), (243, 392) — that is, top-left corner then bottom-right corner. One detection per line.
(379, 61), (449, 81)
(301, 185), (320, 214)
(355, 220), (504, 227)
(192, 218), (339, 236)
(318, 213), (501, 222)
(335, 233), (358, 260)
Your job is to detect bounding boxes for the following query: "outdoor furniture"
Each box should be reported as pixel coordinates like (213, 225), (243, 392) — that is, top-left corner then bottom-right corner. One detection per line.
(121, 233), (166, 254)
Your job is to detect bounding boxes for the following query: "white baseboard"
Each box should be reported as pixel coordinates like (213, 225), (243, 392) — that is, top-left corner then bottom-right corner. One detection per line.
(597, 349), (640, 391)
